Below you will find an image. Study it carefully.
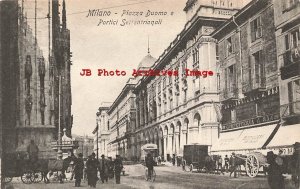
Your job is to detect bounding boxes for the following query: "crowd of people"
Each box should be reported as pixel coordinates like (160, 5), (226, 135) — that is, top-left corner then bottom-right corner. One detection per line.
(70, 152), (123, 187)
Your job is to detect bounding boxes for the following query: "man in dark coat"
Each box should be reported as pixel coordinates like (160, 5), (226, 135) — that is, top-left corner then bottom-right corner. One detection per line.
(86, 153), (99, 188)
(114, 155), (123, 184)
(145, 153), (155, 180)
(224, 155), (229, 172)
(99, 154), (109, 183)
(74, 153), (84, 187)
(107, 157), (114, 179)
(229, 153), (238, 178)
(267, 151), (285, 189)
(27, 140), (39, 164)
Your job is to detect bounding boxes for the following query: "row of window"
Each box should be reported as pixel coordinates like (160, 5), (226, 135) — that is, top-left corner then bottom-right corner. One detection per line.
(224, 16), (262, 58)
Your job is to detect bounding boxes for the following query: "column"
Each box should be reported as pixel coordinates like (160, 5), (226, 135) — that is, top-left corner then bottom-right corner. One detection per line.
(163, 135), (167, 161)
(175, 132), (180, 155)
(168, 134), (173, 155)
(181, 130), (187, 154)
(158, 136), (161, 156)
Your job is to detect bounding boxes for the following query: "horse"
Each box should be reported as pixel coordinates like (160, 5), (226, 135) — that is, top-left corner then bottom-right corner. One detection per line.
(230, 154), (247, 177)
(35, 156), (76, 183)
(204, 155), (217, 174)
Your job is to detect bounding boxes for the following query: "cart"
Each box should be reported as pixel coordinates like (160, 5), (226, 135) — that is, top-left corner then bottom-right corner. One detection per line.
(243, 152), (268, 178)
(183, 144), (209, 172)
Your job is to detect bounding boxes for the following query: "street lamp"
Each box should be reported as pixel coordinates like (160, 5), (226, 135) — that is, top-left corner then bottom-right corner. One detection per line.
(96, 112), (100, 160)
(57, 75), (63, 159)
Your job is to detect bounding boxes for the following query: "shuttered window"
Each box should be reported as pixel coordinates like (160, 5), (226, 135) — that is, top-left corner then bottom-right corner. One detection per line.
(250, 16), (262, 42)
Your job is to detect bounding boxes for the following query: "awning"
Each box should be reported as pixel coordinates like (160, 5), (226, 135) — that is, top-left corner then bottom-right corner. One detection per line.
(211, 124), (277, 152)
(267, 124), (300, 148)
(234, 124), (277, 150)
(211, 130), (243, 152)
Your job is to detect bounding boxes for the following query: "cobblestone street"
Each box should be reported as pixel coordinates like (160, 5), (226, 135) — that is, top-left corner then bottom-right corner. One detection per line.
(5, 164), (297, 189)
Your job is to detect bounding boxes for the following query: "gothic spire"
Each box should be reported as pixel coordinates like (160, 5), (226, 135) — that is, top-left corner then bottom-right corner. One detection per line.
(62, 0), (66, 29)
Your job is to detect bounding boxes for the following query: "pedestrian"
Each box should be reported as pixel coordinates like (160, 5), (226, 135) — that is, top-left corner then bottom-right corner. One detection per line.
(145, 153), (155, 181)
(74, 153), (84, 187)
(224, 155), (229, 172)
(177, 156), (182, 166)
(27, 139), (39, 165)
(83, 160), (87, 182)
(157, 155), (162, 165)
(217, 155), (223, 174)
(99, 154), (109, 183)
(69, 152), (76, 180)
(114, 155), (123, 184)
(172, 154), (176, 166)
(267, 151), (285, 189)
(86, 153), (99, 188)
(229, 153), (237, 178)
(108, 157), (114, 179)
(182, 158), (186, 171)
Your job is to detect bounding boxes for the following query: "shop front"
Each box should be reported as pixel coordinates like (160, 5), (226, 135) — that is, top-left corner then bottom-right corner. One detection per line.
(211, 124), (278, 156)
(266, 124), (300, 155)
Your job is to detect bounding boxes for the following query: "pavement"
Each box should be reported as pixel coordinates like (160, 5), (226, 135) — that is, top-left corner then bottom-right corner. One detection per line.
(3, 163), (297, 189)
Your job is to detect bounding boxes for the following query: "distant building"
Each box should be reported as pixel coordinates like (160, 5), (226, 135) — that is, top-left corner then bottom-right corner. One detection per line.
(107, 78), (138, 160)
(93, 102), (111, 158)
(73, 135), (94, 159)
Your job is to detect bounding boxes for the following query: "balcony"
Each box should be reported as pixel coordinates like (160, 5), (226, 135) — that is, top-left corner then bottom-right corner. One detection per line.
(222, 113), (280, 131)
(281, 101), (300, 120)
(281, 47), (300, 80)
(220, 85), (238, 102)
(242, 77), (266, 96)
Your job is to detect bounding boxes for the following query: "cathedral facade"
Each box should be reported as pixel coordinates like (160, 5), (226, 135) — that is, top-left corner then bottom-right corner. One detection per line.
(1, 0), (72, 158)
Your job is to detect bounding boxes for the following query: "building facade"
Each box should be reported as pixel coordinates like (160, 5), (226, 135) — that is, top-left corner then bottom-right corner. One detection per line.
(132, 0), (247, 161)
(1, 0), (72, 158)
(266, 0), (300, 154)
(95, 0), (300, 160)
(107, 78), (138, 160)
(93, 102), (111, 158)
(98, 0), (249, 161)
(73, 135), (94, 159)
(211, 0), (280, 155)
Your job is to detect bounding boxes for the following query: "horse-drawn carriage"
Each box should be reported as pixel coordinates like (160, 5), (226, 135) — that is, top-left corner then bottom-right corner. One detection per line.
(1, 152), (75, 184)
(1, 152), (43, 184)
(232, 151), (298, 179)
(183, 145), (299, 181)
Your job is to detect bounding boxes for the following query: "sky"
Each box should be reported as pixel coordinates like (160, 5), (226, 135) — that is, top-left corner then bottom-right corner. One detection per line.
(65, 0), (187, 136)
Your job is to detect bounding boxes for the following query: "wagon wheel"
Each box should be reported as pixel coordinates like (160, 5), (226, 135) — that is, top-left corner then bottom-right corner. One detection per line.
(31, 171), (43, 183)
(21, 171), (33, 184)
(245, 154), (259, 178)
(189, 164), (193, 172)
(2, 176), (13, 183)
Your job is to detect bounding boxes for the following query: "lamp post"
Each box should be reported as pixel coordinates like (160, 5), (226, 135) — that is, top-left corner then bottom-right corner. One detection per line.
(57, 75), (63, 159)
(96, 122), (99, 160)
(96, 112), (100, 160)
